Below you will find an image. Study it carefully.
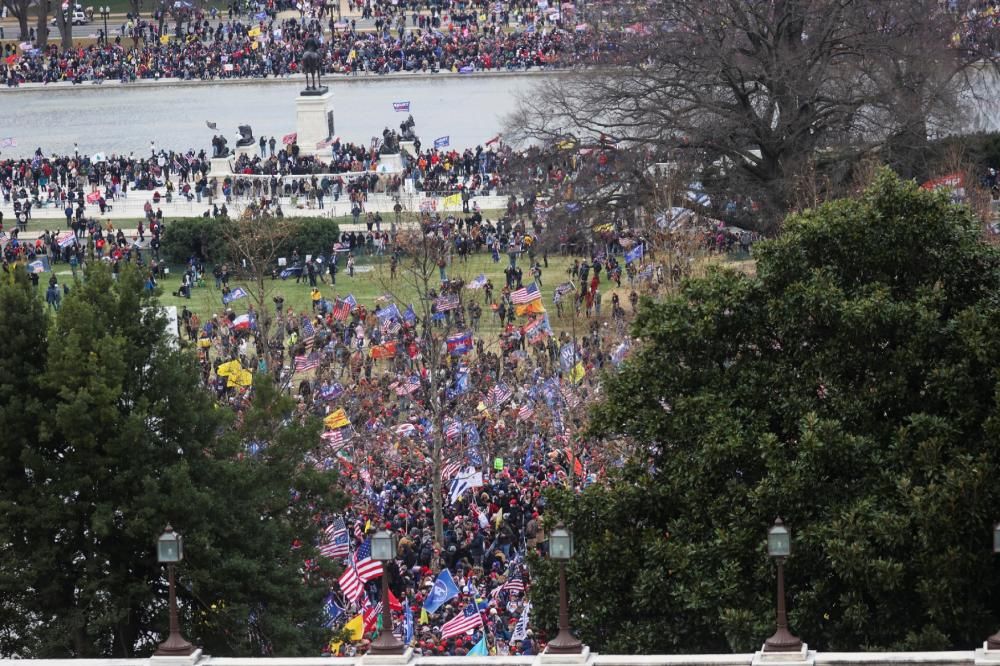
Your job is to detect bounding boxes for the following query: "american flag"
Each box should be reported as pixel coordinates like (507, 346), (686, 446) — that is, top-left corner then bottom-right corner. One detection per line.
(435, 293), (460, 312)
(395, 375), (421, 395)
(442, 460), (462, 480)
(332, 299), (352, 321)
(394, 423), (417, 436)
(491, 571), (525, 598)
(301, 316), (316, 347)
(560, 385), (581, 410)
(294, 352), (321, 372)
(440, 603), (483, 639)
(445, 420), (462, 440)
(337, 539), (384, 603)
(319, 516), (350, 559)
(321, 428), (352, 450)
(381, 318), (401, 337)
(487, 383), (513, 407)
(517, 403), (535, 421)
(510, 282), (540, 304)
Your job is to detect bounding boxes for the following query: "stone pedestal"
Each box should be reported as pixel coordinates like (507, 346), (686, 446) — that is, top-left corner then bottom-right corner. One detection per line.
(149, 648), (203, 666)
(752, 643), (813, 666)
(538, 646), (592, 665)
(234, 144), (255, 159)
(400, 140), (416, 157)
(976, 642), (1000, 666)
(360, 647), (414, 666)
(377, 153), (405, 174)
(296, 89), (335, 157)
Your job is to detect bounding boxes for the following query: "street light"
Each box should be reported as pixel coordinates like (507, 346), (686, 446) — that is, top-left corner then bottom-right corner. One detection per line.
(155, 525), (197, 657)
(368, 530), (405, 656)
(100, 6), (110, 43)
(763, 518), (803, 653)
(545, 522), (583, 654)
(987, 522), (1000, 650)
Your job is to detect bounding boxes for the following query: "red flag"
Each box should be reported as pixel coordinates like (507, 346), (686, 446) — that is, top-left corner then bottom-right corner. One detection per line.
(388, 588), (403, 612)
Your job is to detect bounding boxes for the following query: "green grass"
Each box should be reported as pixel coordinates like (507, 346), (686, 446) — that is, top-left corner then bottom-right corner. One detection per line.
(151, 252), (632, 340)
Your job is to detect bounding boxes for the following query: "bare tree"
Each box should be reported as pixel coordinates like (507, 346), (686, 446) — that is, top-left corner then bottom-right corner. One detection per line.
(222, 210), (296, 375)
(35, 0), (50, 48)
(1, 0), (33, 40)
(374, 228), (473, 544)
(507, 0), (1000, 228)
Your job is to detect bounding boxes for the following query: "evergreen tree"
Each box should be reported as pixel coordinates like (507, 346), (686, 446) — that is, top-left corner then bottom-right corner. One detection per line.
(537, 172), (1000, 654)
(0, 264), (344, 657)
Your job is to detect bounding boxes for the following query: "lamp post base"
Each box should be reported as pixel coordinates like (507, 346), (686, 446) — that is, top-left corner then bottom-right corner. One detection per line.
(753, 642), (812, 666)
(368, 632), (407, 656)
(542, 645), (591, 664)
(155, 634), (198, 657)
(360, 646), (414, 665)
(150, 648), (202, 666)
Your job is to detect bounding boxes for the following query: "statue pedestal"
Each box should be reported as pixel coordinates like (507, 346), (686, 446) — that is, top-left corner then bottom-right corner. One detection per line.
(400, 140), (416, 157)
(376, 153), (405, 174)
(234, 145), (254, 159)
(296, 89), (334, 157)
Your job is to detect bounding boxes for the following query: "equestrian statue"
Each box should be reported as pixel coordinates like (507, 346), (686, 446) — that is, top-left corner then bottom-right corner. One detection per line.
(301, 35), (327, 95)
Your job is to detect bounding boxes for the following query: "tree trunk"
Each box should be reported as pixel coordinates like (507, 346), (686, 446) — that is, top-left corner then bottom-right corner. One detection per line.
(16, 11), (29, 40)
(432, 433), (444, 544)
(35, 0), (49, 48)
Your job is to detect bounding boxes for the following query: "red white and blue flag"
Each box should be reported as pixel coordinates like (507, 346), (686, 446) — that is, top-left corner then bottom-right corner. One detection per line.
(447, 331), (473, 356)
(337, 539), (383, 603)
(436, 293), (460, 312)
(319, 516), (350, 559)
(511, 282), (540, 305)
(393, 101), (410, 112)
(440, 603), (483, 639)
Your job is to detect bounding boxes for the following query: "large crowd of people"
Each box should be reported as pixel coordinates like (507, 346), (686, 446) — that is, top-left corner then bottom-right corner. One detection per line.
(0, 1), (629, 85)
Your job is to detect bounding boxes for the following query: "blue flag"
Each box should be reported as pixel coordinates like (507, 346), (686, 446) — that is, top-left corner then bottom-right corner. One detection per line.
(467, 634), (488, 656)
(323, 594), (343, 628)
(422, 568), (460, 613)
(434, 136), (450, 149)
(404, 600), (414, 644)
(524, 440), (534, 468)
(404, 304), (417, 324)
(223, 286), (249, 304)
(625, 243), (644, 265)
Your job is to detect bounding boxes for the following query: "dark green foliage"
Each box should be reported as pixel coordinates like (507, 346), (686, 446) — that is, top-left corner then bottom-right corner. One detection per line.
(539, 171), (1000, 654)
(0, 264), (344, 657)
(160, 217), (341, 265)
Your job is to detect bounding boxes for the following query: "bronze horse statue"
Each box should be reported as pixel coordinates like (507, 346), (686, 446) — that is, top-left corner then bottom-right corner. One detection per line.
(301, 36), (324, 92)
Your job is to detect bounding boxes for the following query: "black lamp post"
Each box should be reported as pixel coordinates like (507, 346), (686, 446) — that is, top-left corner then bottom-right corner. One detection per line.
(368, 530), (406, 656)
(987, 522), (1000, 650)
(155, 525), (197, 657)
(99, 6), (109, 42)
(545, 522), (583, 654)
(763, 518), (803, 653)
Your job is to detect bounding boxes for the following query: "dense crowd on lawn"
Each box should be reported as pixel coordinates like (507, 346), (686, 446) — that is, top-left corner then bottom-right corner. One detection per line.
(174, 212), (650, 656)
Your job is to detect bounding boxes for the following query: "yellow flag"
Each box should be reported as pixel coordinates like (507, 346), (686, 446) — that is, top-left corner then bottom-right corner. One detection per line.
(324, 408), (350, 429)
(217, 360), (242, 377)
(419, 608), (430, 624)
(330, 613), (365, 653)
(228, 369), (253, 387)
(159, 34), (170, 44)
(251, 40), (259, 50)
(515, 300), (546, 317)
(364, 518), (372, 533)
(442, 193), (461, 208)
(569, 361), (586, 384)
(248, 26), (261, 37)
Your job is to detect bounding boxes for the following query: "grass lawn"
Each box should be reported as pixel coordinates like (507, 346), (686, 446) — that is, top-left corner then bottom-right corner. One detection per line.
(151, 251), (638, 339)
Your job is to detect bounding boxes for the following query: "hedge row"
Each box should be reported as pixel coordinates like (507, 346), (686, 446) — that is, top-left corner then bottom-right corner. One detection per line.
(160, 216), (341, 265)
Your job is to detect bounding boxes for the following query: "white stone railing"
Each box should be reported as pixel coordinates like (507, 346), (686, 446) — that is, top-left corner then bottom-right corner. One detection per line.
(4, 644), (1000, 666)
